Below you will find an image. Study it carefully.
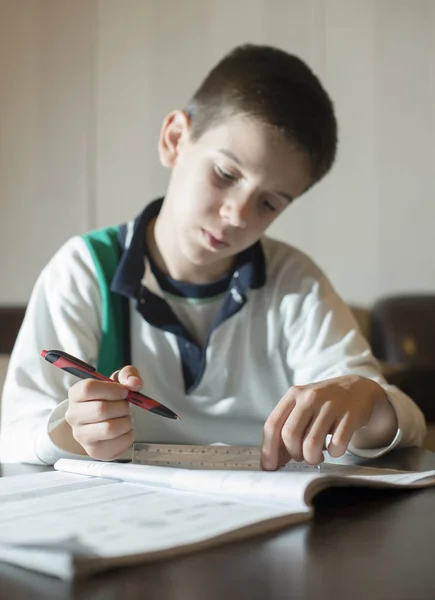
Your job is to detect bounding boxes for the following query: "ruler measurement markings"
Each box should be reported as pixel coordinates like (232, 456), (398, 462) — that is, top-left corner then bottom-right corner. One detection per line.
(132, 444), (319, 471)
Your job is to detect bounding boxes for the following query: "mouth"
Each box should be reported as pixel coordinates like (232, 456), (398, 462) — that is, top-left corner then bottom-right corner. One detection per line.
(201, 228), (230, 250)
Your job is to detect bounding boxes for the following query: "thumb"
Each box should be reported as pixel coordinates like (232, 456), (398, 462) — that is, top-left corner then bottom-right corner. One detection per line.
(111, 366), (143, 391)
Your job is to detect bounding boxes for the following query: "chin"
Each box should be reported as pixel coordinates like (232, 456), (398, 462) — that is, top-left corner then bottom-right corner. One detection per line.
(179, 240), (208, 266)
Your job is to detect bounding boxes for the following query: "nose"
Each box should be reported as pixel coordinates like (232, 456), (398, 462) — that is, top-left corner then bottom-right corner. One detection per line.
(219, 195), (249, 228)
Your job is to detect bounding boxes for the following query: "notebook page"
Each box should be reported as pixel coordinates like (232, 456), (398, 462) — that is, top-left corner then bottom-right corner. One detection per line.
(313, 463), (435, 485)
(0, 470), (110, 504)
(347, 469), (435, 485)
(0, 471), (310, 573)
(300, 465), (435, 502)
(55, 459), (322, 506)
(55, 459), (435, 508)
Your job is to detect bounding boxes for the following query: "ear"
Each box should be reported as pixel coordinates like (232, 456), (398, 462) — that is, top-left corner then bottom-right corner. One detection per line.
(158, 110), (190, 168)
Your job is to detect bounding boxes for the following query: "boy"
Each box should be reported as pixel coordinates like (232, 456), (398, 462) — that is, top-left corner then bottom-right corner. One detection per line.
(0, 45), (426, 468)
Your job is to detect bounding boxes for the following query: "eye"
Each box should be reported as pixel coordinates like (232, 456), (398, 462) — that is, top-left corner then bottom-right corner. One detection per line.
(214, 165), (237, 183)
(262, 199), (278, 213)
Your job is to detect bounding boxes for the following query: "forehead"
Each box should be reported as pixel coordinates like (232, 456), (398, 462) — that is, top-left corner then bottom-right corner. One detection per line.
(190, 115), (313, 196)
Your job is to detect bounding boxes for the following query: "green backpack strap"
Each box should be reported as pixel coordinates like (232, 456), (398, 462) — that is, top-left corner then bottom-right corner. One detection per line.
(81, 226), (128, 376)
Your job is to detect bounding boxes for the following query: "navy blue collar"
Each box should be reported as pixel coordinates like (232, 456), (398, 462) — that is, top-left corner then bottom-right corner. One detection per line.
(109, 198), (267, 393)
(110, 198), (266, 299)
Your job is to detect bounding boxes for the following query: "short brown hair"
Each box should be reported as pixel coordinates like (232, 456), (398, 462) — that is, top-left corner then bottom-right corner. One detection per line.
(185, 44), (338, 184)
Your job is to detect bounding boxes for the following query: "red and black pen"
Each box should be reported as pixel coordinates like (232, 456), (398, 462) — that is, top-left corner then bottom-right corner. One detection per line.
(41, 349), (180, 420)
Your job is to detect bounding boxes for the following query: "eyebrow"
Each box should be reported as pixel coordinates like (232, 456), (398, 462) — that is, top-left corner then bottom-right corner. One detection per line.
(217, 149), (294, 204)
(218, 149), (243, 166)
(276, 191), (294, 204)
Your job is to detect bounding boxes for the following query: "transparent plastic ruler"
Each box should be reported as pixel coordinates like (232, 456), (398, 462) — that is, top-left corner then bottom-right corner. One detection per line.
(132, 443), (319, 471)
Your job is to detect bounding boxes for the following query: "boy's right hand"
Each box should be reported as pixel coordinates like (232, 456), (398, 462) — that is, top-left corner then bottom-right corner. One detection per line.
(65, 366), (143, 461)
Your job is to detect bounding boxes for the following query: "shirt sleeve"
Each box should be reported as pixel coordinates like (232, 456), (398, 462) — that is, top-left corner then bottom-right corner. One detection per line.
(0, 237), (103, 465)
(282, 279), (427, 457)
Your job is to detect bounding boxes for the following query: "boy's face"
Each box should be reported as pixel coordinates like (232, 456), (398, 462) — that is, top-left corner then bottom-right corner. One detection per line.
(158, 112), (313, 279)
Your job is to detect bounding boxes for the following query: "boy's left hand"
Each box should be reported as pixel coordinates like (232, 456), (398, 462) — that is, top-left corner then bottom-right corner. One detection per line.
(261, 375), (398, 470)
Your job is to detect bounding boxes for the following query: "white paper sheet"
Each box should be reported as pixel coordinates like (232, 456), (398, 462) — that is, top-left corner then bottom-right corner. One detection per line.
(0, 469), (309, 571)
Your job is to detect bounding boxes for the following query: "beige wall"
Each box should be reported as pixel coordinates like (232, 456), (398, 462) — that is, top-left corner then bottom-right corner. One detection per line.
(1, 0), (434, 307)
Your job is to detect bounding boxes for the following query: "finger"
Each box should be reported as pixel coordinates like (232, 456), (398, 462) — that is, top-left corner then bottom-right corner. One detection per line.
(261, 392), (296, 471)
(280, 403), (316, 462)
(73, 415), (134, 447)
(302, 408), (337, 465)
(110, 370), (121, 382)
(328, 413), (356, 458)
(113, 366), (143, 391)
(66, 399), (131, 427)
(83, 430), (135, 462)
(69, 379), (129, 403)
(277, 445), (292, 469)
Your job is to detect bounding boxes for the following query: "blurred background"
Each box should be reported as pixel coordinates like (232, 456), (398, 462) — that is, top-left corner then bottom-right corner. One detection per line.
(1, 0), (434, 307)
(0, 0), (434, 442)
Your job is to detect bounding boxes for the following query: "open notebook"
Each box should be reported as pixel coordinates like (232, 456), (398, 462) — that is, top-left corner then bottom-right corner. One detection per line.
(1, 447), (435, 580)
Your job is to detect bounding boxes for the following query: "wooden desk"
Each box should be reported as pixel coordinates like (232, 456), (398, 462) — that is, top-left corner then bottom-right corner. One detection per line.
(1, 448), (435, 600)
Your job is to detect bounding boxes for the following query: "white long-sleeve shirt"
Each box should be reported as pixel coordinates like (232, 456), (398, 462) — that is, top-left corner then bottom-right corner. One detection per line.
(0, 201), (427, 464)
